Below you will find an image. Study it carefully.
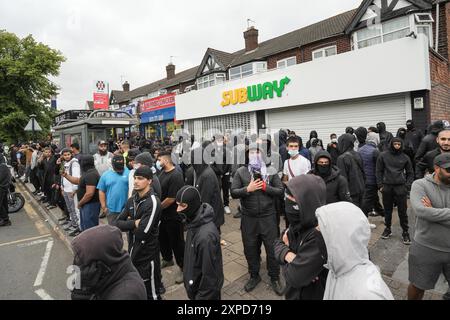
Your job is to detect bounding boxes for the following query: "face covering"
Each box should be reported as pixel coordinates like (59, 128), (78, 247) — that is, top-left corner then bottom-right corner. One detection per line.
(406, 124), (414, 131)
(288, 150), (298, 157)
(156, 160), (162, 171)
(176, 186), (202, 224)
(317, 164), (332, 177)
(112, 156), (125, 173)
(249, 154), (262, 171)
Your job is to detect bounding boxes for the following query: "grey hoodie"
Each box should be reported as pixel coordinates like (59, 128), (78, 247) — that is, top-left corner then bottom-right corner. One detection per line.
(410, 174), (450, 252)
(316, 202), (394, 300)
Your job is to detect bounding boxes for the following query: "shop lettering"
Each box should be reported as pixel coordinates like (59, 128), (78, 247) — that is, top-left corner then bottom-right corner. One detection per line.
(221, 77), (291, 107)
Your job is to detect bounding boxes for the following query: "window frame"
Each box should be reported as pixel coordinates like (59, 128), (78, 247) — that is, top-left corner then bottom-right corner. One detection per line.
(229, 62), (267, 81)
(196, 73), (226, 90)
(312, 45), (337, 60)
(277, 56), (297, 69)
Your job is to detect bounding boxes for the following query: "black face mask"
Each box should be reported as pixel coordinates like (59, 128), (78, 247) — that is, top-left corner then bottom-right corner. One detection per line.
(406, 124), (414, 131)
(317, 164), (332, 177)
(112, 156), (125, 173)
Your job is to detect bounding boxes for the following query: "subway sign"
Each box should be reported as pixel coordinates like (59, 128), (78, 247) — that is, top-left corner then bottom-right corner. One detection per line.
(221, 76), (291, 107)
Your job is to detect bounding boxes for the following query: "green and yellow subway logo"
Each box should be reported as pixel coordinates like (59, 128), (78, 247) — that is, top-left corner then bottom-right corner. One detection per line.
(221, 77), (291, 107)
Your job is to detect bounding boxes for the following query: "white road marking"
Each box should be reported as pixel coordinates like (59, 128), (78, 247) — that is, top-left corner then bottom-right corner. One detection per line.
(0, 234), (52, 248)
(17, 238), (52, 248)
(34, 289), (54, 300)
(33, 240), (54, 287)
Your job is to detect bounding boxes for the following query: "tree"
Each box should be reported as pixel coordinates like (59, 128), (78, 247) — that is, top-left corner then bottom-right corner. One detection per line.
(0, 30), (65, 144)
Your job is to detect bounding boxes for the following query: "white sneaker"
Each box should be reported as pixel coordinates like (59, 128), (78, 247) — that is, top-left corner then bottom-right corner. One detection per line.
(224, 206), (231, 214)
(370, 223), (377, 229)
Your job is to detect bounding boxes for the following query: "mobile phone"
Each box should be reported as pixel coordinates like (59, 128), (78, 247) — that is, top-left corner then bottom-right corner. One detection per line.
(253, 171), (262, 181)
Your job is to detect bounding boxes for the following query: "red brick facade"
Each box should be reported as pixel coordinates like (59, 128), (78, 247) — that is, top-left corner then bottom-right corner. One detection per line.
(429, 50), (450, 121)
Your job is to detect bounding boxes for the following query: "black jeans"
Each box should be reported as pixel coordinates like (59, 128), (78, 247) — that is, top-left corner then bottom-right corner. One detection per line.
(241, 215), (280, 280)
(351, 193), (364, 209)
(0, 190), (9, 222)
(382, 184), (409, 232)
(361, 184), (384, 217)
(159, 219), (185, 268)
(30, 168), (40, 192)
(217, 174), (230, 207)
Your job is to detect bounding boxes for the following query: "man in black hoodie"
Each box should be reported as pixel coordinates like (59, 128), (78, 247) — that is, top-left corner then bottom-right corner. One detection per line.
(405, 120), (423, 159)
(416, 129), (450, 179)
(355, 127), (368, 150)
(310, 151), (352, 204)
(415, 120), (445, 163)
(0, 154), (12, 226)
(231, 143), (284, 295)
(274, 174), (328, 300)
(211, 134), (232, 215)
(176, 186), (224, 300)
(337, 134), (366, 208)
(71, 225), (147, 300)
(376, 138), (414, 244)
(376, 122), (394, 152)
(114, 166), (162, 300)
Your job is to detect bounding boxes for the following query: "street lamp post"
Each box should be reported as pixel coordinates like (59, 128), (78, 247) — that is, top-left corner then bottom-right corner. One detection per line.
(30, 114), (36, 142)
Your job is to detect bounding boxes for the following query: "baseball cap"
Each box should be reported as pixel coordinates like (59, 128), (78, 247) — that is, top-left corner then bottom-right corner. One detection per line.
(434, 153), (450, 169)
(98, 140), (107, 145)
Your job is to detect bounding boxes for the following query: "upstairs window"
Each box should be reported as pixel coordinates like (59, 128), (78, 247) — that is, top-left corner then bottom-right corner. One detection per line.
(197, 73), (226, 90)
(229, 62), (267, 80)
(277, 56), (297, 69)
(312, 46), (337, 60)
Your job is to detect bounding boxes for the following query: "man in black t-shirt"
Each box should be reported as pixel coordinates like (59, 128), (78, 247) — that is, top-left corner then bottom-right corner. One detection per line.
(77, 155), (101, 231)
(157, 151), (185, 284)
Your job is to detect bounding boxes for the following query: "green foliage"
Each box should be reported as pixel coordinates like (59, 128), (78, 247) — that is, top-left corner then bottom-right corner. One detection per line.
(0, 30), (65, 144)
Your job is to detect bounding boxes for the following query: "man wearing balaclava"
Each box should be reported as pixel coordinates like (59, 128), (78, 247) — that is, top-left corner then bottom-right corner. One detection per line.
(405, 120), (423, 159)
(231, 143), (284, 296)
(274, 174), (328, 300)
(376, 137), (414, 244)
(175, 186), (224, 300)
(408, 153), (450, 301)
(97, 154), (130, 225)
(310, 150), (352, 204)
(376, 122), (394, 152)
(0, 153), (12, 227)
(76, 155), (101, 231)
(355, 127), (368, 150)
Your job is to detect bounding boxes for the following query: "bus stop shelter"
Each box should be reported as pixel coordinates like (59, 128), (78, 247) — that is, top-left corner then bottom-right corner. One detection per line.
(52, 110), (139, 154)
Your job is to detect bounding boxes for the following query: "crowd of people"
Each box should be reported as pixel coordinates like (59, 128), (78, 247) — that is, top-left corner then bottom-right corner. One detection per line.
(0, 118), (449, 301)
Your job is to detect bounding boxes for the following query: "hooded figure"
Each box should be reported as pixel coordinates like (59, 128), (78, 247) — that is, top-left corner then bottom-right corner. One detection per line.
(0, 154), (12, 226)
(376, 137), (413, 241)
(316, 202), (394, 300)
(306, 131), (323, 149)
(355, 127), (368, 150)
(185, 146), (224, 229)
(71, 225), (147, 300)
(337, 134), (365, 207)
(376, 122), (394, 152)
(415, 120), (445, 162)
(274, 174), (328, 300)
(276, 130), (289, 164)
(298, 136), (312, 163)
(176, 186), (224, 300)
(405, 120), (423, 155)
(396, 128), (414, 160)
(310, 151), (352, 204)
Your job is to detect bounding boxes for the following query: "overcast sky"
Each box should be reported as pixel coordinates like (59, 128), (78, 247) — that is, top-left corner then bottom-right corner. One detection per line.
(0, 0), (362, 110)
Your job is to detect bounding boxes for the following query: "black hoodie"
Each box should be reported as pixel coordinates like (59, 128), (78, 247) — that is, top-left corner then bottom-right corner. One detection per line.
(376, 122), (394, 152)
(183, 203), (224, 300)
(337, 134), (365, 196)
(71, 225), (147, 300)
(415, 121), (444, 162)
(355, 127), (368, 149)
(274, 175), (328, 300)
(376, 137), (414, 189)
(0, 155), (11, 190)
(310, 151), (352, 204)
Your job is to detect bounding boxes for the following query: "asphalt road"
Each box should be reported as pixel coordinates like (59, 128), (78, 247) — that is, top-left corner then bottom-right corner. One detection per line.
(0, 184), (73, 300)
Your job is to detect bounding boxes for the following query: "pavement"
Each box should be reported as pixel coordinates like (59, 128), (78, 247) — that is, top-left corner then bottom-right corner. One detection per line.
(6, 179), (447, 300)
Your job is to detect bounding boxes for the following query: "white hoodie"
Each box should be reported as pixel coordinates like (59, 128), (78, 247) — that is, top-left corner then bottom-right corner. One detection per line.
(316, 202), (394, 300)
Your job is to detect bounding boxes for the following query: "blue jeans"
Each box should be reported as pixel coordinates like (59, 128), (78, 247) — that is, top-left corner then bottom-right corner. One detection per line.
(79, 202), (100, 231)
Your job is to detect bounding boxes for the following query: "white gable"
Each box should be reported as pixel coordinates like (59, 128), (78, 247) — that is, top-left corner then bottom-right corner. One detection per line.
(201, 55), (220, 74)
(360, 0), (413, 22)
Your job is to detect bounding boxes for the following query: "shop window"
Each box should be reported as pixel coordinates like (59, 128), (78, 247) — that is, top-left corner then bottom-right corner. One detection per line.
(277, 57), (297, 69)
(312, 46), (337, 60)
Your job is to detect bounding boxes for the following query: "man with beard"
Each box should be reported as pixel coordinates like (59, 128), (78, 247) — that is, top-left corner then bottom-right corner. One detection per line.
(274, 174), (328, 300)
(408, 153), (450, 300)
(376, 122), (394, 152)
(94, 140), (113, 176)
(416, 129), (450, 179)
(376, 138), (414, 244)
(337, 134), (365, 208)
(310, 150), (352, 204)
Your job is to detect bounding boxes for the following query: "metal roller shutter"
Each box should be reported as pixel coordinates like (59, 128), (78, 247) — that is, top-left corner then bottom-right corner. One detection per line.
(266, 93), (410, 145)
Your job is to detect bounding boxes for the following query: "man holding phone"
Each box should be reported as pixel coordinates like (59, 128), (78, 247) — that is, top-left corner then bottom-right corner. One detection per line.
(231, 143), (284, 296)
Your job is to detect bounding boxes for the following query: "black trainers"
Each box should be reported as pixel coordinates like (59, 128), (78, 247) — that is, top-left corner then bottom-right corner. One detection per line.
(402, 232), (411, 245)
(381, 228), (392, 239)
(233, 211), (242, 219)
(244, 275), (261, 293)
(68, 228), (81, 237)
(271, 279), (284, 296)
(0, 219), (12, 227)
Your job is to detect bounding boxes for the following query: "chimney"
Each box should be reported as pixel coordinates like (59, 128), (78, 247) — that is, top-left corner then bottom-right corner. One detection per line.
(244, 27), (259, 52)
(166, 63), (175, 80)
(122, 81), (130, 92)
